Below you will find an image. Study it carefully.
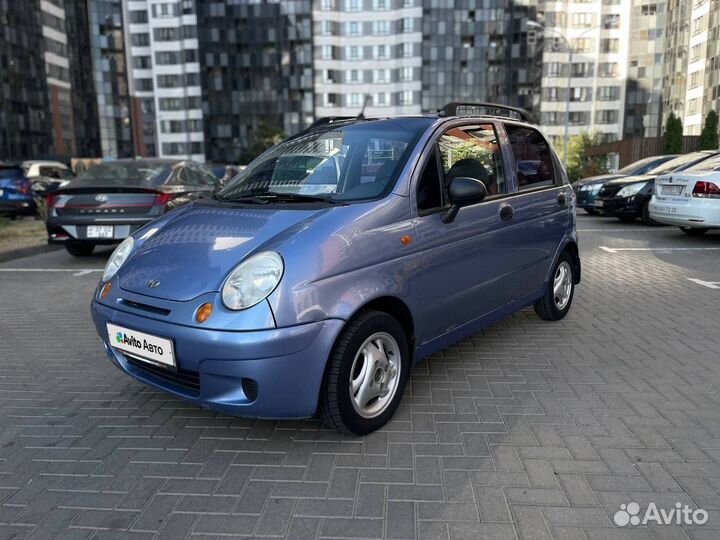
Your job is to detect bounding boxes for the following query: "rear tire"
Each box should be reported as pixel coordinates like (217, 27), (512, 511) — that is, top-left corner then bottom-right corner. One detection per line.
(65, 242), (95, 257)
(320, 310), (410, 435)
(680, 227), (709, 236)
(584, 208), (597, 215)
(534, 252), (575, 322)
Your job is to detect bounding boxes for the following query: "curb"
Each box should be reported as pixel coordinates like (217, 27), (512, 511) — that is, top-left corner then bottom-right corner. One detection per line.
(0, 244), (62, 264)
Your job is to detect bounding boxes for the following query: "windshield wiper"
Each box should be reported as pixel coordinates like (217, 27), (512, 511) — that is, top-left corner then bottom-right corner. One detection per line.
(258, 192), (347, 205)
(213, 193), (270, 204)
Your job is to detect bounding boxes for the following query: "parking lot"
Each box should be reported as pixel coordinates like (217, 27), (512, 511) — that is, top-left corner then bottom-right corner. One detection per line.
(0, 213), (719, 540)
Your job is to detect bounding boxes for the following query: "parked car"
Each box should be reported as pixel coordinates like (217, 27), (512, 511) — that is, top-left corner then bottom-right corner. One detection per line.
(0, 163), (34, 218)
(650, 153), (720, 235)
(47, 159), (218, 257)
(209, 163), (243, 188)
(22, 160), (76, 221)
(572, 155), (678, 215)
(90, 103), (581, 435)
(593, 151), (720, 224)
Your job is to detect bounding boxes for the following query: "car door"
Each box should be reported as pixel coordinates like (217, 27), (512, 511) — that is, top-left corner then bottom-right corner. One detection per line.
(500, 122), (572, 300)
(412, 121), (522, 343)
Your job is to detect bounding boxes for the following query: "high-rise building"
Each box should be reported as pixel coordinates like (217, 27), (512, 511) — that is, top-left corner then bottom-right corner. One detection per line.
(421, 0), (543, 115)
(537, 0), (632, 146)
(124, 0), (204, 160)
(197, 0), (314, 163)
(1, 1), (53, 160)
(313, 0), (423, 118)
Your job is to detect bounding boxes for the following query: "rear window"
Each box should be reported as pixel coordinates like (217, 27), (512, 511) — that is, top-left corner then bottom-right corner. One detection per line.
(75, 162), (174, 186)
(0, 167), (24, 179)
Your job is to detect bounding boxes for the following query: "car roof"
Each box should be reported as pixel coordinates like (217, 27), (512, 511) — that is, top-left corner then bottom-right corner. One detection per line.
(22, 160), (68, 167)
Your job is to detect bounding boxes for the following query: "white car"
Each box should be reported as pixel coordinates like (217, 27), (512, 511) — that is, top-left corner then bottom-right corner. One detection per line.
(650, 166), (720, 235)
(22, 160), (72, 181)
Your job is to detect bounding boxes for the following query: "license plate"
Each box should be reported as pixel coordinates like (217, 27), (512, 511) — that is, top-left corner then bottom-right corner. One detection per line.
(662, 185), (683, 195)
(652, 205), (678, 215)
(107, 323), (175, 368)
(594, 200), (604, 208)
(87, 225), (114, 238)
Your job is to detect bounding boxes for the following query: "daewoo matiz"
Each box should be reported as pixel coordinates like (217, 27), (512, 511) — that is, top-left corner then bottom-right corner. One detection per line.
(91, 103), (581, 435)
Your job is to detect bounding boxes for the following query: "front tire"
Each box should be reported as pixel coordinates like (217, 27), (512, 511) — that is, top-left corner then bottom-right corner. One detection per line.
(65, 242), (95, 257)
(680, 227), (709, 236)
(534, 252), (575, 321)
(320, 311), (410, 435)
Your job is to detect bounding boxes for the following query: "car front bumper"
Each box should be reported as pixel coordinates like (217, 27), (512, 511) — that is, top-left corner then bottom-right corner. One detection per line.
(0, 199), (35, 215)
(597, 195), (646, 218)
(91, 300), (345, 418)
(649, 199), (720, 228)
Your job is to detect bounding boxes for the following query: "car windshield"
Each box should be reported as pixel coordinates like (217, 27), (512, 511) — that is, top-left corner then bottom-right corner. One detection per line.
(684, 153), (720, 172)
(646, 153), (713, 175)
(618, 156), (671, 175)
(38, 166), (74, 179)
(218, 119), (430, 202)
(74, 162), (174, 186)
(0, 167), (24, 179)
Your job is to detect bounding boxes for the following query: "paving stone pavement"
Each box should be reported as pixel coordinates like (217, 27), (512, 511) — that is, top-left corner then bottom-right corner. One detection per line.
(1, 215), (720, 539)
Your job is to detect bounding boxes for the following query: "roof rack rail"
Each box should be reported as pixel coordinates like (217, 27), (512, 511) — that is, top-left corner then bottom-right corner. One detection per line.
(308, 116), (357, 129)
(438, 102), (534, 123)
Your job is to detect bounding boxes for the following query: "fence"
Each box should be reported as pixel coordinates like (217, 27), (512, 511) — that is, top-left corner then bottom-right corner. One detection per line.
(586, 136), (702, 168)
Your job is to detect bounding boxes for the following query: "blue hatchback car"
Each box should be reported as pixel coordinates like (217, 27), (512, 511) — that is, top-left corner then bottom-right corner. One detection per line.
(91, 103), (581, 434)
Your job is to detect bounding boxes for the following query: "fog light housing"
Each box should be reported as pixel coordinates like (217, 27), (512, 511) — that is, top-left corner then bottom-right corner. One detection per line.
(195, 302), (213, 323)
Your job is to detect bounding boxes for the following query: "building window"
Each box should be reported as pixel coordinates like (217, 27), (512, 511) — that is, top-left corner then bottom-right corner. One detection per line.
(571, 13), (594, 27)
(541, 112), (563, 125)
(345, 0), (362, 11)
(569, 87), (591, 102)
(596, 110), (618, 124)
(346, 45), (362, 60)
(640, 4), (657, 15)
(321, 0), (334, 9)
(373, 0), (389, 8)
(131, 33), (150, 46)
(373, 20), (390, 35)
(544, 62), (563, 77)
(542, 87), (562, 101)
(349, 93), (362, 107)
(603, 14), (620, 28)
(347, 69), (361, 83)
(690, 71), (702, 88)
(346, 21), (361, 36)
(135, 78), (153, 91)
(402, 18), (414, 33)
(601, 39), (619, 53)
(571, 38), (592, 53)
(374, 68), (390, 83)
(400, 90), (413, 105)
(401, 42), (413, 57)
(321, 45), (333, 59)
(133, 56), (151, 69)
(568, 111), (588, 125)
(152, 3), (179, 18)
(598, 62), (618, 77)
(321, 20), (334, 35)
(129, 10), (148, 24)
(597, 86), (620, 100)
(400, 66), (413, 82)
(375, 92), (388, 106)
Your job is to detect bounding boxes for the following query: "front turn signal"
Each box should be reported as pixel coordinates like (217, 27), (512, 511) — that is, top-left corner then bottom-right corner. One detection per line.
(195, 302), (213, 324)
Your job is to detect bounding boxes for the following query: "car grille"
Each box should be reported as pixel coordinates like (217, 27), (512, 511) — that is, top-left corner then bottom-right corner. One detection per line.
(598, 184), (622, 198)
(126, 357), (200, 396)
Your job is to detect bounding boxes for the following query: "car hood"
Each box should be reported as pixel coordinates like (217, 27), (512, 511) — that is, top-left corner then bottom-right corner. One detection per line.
(572, 174), (624, 188)
(602, 174), (655, 187)
(118, 202), (328, 301)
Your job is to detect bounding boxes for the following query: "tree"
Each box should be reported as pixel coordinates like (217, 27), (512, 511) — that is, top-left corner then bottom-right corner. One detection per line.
(664, 112), (683, 154)
(564, 132), (608, 181)
(700, 110), (719, 150)
(241, 122), (286, 164)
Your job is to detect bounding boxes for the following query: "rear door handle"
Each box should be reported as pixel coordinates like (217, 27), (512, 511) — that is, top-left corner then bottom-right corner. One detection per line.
(558, 192), (568, 206)
(499, 204), (514, 221)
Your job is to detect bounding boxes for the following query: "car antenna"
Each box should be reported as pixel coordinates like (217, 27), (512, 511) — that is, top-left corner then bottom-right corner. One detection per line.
(357, 94), (371, 120)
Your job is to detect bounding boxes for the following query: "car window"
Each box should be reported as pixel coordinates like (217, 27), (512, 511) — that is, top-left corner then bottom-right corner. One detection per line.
(0, 167), (25, 179)
(505, 124), (555, 189)
(436, 124), (507, 196)
(416, 149), (443, 213)
(39, 166), (73, 179)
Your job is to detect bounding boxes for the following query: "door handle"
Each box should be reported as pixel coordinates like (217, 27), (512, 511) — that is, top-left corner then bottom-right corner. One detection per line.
(499, 204), (514, 221)
(558, 192), (568, 206)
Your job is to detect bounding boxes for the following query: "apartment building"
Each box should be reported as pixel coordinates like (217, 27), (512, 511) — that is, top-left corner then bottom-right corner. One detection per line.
(313, 0), (423, 118)
(538, 0), (632, 147)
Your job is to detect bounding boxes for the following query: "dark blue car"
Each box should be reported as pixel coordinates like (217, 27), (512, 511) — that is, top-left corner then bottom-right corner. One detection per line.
(91, 104), (581, 434)
(0, 164), (34, 218)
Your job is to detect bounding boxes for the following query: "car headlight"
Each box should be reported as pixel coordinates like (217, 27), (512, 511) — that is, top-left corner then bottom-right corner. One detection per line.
(102, 236), (134, 282)
(590, 183), (603, 193)
(616, 182), (647, 198)
(221, 251), (284, 310)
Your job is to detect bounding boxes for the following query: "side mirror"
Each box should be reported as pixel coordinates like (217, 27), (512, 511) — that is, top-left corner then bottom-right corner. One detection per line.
(441, 177), (488, 223)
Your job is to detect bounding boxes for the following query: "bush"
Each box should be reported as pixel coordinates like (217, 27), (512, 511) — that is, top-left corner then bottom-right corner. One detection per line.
(700, 110), (719, 150)
(564, 133), (608, 181)
(664, 112), (683, 154)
